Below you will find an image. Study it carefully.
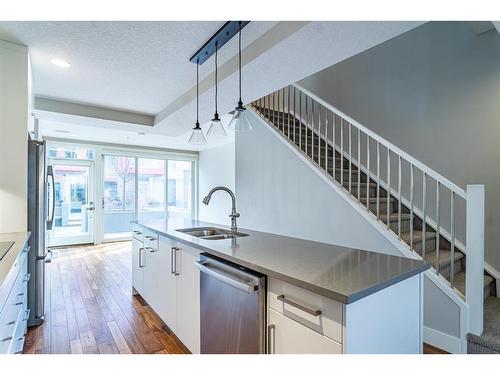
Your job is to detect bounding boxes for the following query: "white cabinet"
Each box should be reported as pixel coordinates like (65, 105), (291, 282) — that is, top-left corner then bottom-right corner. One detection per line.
(156, 236), (178, 333)
(131, 236), (144, 295)
(267, 308), (342, 354)
(175, 243), (201, 354)
(136, 232), (201, 354)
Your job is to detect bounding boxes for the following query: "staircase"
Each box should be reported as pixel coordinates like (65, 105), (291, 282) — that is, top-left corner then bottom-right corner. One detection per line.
(251, 84), (497, 353)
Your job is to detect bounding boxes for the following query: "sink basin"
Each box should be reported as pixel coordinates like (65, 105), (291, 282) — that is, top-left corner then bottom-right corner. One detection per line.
(176, 226), (249, 240)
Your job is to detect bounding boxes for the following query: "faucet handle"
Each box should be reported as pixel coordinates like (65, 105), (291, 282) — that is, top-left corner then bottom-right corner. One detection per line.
(230, 212), (240, 218)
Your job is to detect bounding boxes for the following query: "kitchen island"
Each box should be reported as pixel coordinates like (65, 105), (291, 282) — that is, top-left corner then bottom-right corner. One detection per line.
(132, 218), (429, 354)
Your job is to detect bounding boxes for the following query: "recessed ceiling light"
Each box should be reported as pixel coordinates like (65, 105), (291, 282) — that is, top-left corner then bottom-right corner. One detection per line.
(54, 129), (71, 134)
(137, 132), (146, 136)
(51, 58), (71, 68)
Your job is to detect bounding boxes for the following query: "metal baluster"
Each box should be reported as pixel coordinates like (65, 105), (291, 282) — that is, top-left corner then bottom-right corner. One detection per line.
(277, 89), (281, 131)
(410, 164), (414, 250)
(282, 87), (285, 133)
(325, 108), (328, 175)
(376, 142), (380, 219)
(357, 128), (361, 200)
(366, 135), (370, 209)
(305, 96), (309, 156)
(312, 100), (315, 162)
(340, 118), (344, 187)
(450, 191), (456, 287)
(435, 181), (441, 275)
(422, 172), (427, 259)
(332, 113), (336, 180)
(274, 91), (277, 126)
(387, 149), (391, 227)
(318, 105), (321, 166)
(398, 156), (402, 239)
(348, 123), (352, 194)
(287, 86), (291, 139)
(299, 92), (302, 151)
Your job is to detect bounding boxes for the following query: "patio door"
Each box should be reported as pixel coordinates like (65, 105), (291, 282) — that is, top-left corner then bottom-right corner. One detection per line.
(48, 159), (95, 246)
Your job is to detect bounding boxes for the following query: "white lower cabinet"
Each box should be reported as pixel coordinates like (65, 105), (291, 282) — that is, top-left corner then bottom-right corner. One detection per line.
(267, 308), (342, 354)
(131, 237), (144, 295)
(175, 243), (200, 354)
(136, 232), (201, 354)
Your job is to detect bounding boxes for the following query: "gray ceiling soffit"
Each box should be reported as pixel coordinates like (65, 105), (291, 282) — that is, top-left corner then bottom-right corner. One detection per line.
(34, 97), (155, 126)
(154, 21), (310, 126)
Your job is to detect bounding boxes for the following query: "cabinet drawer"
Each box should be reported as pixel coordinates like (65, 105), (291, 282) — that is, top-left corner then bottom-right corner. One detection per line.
(267, 308), (342, 354)
(268, 278), (343, 343)
(143, 230), (158, 251)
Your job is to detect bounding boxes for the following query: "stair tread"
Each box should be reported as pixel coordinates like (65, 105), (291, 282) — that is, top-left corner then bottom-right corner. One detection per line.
(384, 213), (412, 221)
(425, 249), (465, 269)
(453, 271), (493, 295)
(401, 230), (436, 243)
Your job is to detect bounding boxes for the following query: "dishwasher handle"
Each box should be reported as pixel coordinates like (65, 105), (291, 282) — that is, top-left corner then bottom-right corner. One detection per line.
(195, 260), (258, 294)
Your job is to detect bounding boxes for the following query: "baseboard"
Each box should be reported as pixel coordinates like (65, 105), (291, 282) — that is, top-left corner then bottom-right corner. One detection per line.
(424, 326), (462, 354)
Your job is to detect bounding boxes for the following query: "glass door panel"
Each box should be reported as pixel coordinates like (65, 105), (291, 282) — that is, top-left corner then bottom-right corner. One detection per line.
(48, 161), (94, 246)
(103, 155), (136, 240)
(167, 160), (192, 220)
(138, 158), (166, 221)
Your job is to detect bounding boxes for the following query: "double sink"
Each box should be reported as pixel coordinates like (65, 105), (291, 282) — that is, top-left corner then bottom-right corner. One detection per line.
(176, 227), (249, 241)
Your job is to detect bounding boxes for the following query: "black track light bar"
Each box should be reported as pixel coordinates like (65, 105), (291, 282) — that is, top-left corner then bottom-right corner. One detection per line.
(190, 21), (250, 65)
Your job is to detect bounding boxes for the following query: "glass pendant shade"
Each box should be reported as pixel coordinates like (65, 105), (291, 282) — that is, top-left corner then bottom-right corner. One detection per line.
(206, 116), (227, 138)
(188, 124), (207, 145)
(228, 107), (252, 132)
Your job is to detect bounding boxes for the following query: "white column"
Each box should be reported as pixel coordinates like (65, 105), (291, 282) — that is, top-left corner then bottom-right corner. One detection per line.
(466, 184), (485, 335)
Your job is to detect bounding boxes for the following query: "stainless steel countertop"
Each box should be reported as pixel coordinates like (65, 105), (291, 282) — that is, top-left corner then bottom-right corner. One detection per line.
(133, 219), (429, 304)
(0, 232), (30, 289)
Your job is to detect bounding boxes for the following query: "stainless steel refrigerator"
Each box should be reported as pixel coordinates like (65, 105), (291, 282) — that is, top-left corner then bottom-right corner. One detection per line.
(27, 138), (54, 326)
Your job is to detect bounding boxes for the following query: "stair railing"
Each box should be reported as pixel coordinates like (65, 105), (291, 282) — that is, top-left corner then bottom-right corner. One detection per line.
(252, 84), (485, 335)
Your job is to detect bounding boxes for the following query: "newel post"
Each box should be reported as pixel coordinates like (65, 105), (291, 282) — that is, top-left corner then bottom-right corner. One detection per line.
(466, 184), (485, 335)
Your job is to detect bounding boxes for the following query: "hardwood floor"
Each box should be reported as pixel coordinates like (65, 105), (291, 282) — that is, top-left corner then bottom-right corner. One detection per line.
(22, 241), (188, 354)
(423, 343), (449, 354)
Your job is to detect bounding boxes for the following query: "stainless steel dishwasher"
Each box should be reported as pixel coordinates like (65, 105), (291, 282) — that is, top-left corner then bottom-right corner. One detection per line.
(195, 253), (266, 354)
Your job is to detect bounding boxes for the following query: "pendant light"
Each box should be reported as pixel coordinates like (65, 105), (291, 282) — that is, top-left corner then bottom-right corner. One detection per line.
(188, 60), (207, 145)
(228, 21), (252, 132)
(206, 41), (227, 138)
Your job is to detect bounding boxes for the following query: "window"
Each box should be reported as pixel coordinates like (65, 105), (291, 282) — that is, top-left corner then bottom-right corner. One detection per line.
(48, 146), (94, 160)
(138, 158), (166, 221)
(167, 160), (192, 220)
(103, 155), (136, 239)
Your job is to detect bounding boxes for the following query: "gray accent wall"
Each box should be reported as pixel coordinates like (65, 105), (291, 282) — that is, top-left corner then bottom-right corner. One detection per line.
(298, 21), (500, 272)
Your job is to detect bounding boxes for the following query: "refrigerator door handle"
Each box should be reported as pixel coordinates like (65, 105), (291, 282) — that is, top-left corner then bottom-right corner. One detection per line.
(46, 165), (55, 230)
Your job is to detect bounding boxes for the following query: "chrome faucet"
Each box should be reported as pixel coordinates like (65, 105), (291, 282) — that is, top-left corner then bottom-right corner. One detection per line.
(202, 186), (240, 231)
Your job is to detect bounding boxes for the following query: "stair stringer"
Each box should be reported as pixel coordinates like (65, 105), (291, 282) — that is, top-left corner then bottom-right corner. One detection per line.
(249, 107), (470, 353)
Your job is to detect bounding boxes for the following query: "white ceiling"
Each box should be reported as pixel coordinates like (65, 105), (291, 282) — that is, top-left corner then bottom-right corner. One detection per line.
(0, 21), (425, 150)
(0, 21), (277, 114)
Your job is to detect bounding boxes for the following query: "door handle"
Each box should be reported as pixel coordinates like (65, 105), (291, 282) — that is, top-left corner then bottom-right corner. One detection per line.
(139, 247), (145, 268)
(171, 247), (180, 275)
(267, 324), (276, 354)
(277, 295), (322, 316)
(194, 260), (257, 293)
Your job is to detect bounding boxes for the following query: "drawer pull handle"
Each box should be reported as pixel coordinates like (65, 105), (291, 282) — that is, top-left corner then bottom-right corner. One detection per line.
(23, 273), (31, 283)
(14, 302), (23, 306)
(133, 230), (142, 235)
(277, 295), (322, 317)
(23, 309), (30, 321)
(267, 324), (275, 354)
(145, 246), (158, 253)
(22, 245), (31, 253)
(145, 235), (156, 241)
(2, 336), (13, 342)
(7, 320), (16, 326)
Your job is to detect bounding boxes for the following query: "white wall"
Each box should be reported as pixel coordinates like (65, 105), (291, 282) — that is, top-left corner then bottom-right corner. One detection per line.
(299, 21), (500, 272)
(198, 137), (235, 225)
(235, 110), (401, 256)
(0, 40), (30, 233)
